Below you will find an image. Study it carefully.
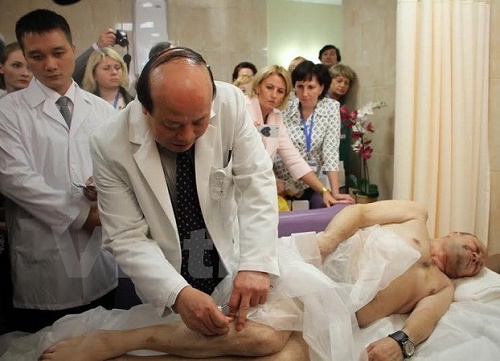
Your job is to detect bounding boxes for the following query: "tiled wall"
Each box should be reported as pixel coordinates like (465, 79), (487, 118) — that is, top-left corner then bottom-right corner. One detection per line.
(341, 0), (397, 201)
(0, 0), (135, 74)
(0, 0), (133, 65)
(489, 0), (500, 253)
(167, 0), (267, 82)
(0, 0), (267, 82)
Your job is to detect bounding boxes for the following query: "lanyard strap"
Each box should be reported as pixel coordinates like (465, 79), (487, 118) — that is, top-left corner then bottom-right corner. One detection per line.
(301, 112), (315, 154)
(113, 91), (121, 109)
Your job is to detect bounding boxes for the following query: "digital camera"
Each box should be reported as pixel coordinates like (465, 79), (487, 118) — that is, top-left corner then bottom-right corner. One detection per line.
(115, 29), (129, 47)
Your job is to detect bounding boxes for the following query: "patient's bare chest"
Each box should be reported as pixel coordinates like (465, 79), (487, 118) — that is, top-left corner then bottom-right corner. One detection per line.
(356, 264), (444, 327)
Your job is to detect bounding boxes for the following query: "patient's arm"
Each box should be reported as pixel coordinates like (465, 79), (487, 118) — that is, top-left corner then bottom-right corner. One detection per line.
(402, 282), (454, 345)
(317, 200), (427, 257)
(39, 320), (291, 361)
(366, 283), (454, 361)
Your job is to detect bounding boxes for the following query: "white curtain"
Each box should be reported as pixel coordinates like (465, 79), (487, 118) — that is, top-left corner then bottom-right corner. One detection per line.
(393, 0), (490, 242)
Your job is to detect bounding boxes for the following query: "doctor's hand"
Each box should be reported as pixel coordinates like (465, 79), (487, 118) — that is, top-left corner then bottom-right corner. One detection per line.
(321, 190), (337, 207)
(332, 192), (355, 205)
(276, 178), (287, 196)
(81, 206), (101, 234)
(83, 176), (97, 202)
(174, 286), (232, 336)
(228, 271), (270, 332)
(366, 337), (404, 361)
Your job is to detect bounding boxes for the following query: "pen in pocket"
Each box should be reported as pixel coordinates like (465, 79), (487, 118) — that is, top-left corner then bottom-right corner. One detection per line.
(72, 182), (96, 191)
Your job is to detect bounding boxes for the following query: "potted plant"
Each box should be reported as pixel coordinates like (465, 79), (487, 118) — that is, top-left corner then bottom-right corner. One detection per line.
(340, 101), (387, 203)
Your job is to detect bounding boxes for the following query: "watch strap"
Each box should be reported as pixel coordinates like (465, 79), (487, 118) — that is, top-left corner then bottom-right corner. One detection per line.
(388, 331), (414, 358)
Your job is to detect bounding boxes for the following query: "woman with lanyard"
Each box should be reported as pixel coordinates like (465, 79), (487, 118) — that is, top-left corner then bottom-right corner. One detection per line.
(82, 47), (133, 110)
(274, 60), (354, 207)
(246, 64), (337, 207)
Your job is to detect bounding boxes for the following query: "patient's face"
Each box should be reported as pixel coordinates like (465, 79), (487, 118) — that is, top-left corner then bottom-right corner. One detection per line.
(444, 233), (487, 278)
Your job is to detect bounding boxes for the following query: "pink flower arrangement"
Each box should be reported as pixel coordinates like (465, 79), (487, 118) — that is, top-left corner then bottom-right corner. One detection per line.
(340, 101), (387, 196)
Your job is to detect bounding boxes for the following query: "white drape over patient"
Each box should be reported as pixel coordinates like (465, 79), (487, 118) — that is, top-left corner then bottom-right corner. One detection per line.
(0, 227), (426, 361)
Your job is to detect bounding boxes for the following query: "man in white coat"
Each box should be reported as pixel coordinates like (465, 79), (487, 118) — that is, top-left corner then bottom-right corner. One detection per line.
(0, 9), (117, 332)
(90, 47), (279, 336)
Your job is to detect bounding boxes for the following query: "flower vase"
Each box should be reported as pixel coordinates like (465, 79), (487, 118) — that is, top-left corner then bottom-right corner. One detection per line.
(348, 187), (378, 204)
(354, 193), (378, 204)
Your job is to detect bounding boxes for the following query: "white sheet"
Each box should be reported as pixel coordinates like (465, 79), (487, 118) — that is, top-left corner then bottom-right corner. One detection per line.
(0, 232), (364, 361)
(2, 229), (500, 361)
(360, 297), (500, 361)
(453, 267), (500, 302)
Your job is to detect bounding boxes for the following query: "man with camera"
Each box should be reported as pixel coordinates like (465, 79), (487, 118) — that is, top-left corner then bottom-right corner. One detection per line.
(73, 28), (130, 86)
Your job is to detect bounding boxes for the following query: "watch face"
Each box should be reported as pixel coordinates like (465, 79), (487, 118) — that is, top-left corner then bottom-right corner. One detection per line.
(403, 340), (415, 357)
(389, 331), (415, 358)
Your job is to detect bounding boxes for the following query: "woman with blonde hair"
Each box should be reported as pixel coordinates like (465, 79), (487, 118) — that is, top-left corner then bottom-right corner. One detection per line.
(82, 47), (133, 109)
(328, 63), (356, 103)
(246, 64), (337, 208)
(328, 64), (357, 185)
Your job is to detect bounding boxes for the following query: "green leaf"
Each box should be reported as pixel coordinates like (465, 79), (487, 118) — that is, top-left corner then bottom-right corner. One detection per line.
(349, 174), (359, 188)
(355, 182), (379, 197)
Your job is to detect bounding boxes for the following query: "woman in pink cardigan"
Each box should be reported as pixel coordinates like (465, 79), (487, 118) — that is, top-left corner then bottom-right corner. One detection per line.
(245, 65), (341, 207)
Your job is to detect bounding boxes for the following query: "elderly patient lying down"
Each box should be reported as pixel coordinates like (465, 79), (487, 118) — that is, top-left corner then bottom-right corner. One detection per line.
(36, 200), (486, 361)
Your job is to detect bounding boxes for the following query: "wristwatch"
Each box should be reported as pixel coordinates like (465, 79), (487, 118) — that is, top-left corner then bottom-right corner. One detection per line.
(388, 331), (415, 358)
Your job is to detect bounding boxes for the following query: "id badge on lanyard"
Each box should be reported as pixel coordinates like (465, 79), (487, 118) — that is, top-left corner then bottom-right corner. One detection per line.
(113, 91), (120, 109)
(302, 113), (316, 171)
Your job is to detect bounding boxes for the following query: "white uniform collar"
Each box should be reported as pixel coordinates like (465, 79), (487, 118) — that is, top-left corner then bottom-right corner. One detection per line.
(35, 78), (77, 104)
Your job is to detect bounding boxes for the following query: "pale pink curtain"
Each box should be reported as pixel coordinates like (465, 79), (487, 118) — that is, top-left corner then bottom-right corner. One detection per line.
(393, 0), (490, 242)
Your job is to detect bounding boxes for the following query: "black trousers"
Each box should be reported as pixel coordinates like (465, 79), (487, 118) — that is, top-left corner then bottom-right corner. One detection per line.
(8, 288), (117, 333)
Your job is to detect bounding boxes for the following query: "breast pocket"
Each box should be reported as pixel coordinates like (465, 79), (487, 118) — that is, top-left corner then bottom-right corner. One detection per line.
(209, 160), (233, 200)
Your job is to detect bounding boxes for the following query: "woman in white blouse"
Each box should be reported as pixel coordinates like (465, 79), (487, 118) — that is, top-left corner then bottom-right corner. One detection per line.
(274, 60), (354, 206)
(246, 65), (337, 207)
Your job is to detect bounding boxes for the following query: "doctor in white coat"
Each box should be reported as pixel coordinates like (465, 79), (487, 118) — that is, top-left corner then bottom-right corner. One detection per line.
(91, 47), (279, 337)
(0, 9), (117, 332)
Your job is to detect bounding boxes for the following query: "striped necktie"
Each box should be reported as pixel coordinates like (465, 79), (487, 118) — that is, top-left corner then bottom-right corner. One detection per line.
(56, 96), (72, 128)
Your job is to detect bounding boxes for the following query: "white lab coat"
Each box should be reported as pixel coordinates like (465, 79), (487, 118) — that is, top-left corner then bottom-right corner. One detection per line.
(91, 82), (280, 315)
(0, 79), (118, 310)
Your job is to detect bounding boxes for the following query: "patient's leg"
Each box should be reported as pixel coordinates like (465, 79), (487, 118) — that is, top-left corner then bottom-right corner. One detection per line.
(39, 320), (291, 361)
(114, 332), (308, 361)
